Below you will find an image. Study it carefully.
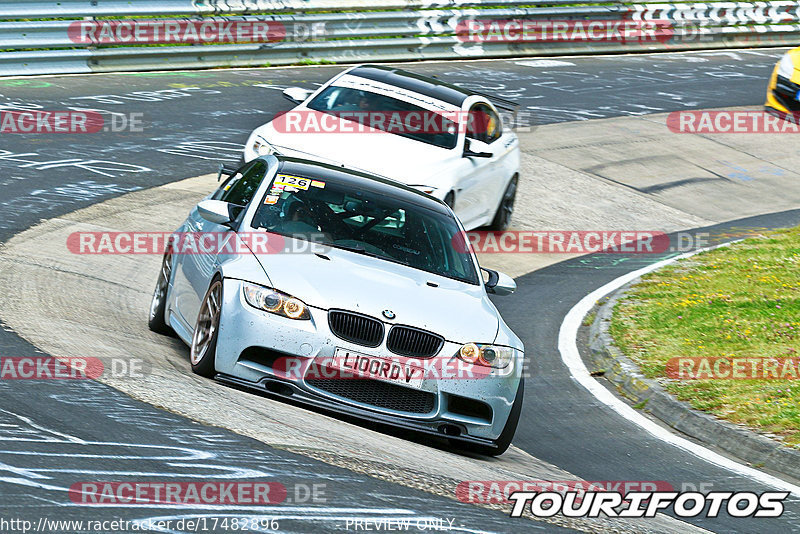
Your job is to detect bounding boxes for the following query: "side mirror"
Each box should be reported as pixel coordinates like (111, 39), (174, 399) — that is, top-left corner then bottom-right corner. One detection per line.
(482, 268), (516, 296)
(197, 200), (237, 227)
(463, 138), (493, 159)
(216, 162), (238, 182)
(283, 87), (314, 105)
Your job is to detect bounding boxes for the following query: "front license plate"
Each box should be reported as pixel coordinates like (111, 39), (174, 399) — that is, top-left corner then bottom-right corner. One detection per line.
(321, 348), (424, 389)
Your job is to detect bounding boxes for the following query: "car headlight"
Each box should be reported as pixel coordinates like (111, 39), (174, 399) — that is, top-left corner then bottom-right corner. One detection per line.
(457, 343), (517, 369)
(252, 137), (280, 157)
(242, 283), (310, 320)
(778, 53), (796, 79)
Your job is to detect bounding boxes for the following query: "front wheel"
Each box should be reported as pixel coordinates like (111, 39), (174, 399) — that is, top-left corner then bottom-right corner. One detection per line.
(487, 176), (517, 231)
(451, 378), (524, 456)
(190, 278), (222, 378)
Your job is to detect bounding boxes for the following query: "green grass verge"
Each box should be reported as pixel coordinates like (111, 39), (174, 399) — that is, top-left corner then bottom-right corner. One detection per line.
(610, 225), (800, 447)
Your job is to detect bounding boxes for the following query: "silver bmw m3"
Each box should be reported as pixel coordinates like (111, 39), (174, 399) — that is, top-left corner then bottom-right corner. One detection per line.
(148, 155), (525, 455)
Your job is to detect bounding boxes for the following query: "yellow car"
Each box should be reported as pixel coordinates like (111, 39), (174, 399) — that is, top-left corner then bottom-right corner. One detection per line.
(765, 47), (800, 117)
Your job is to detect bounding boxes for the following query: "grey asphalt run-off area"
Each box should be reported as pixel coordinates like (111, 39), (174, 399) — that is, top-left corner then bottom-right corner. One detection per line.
(1, 48), (799, 533)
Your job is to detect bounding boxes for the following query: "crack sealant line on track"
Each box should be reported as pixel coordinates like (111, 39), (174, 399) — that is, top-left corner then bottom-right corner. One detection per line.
(557, 241), (800, 498)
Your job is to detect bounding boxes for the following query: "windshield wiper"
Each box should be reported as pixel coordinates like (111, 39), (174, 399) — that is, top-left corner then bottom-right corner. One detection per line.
(327, 242), (386, 260)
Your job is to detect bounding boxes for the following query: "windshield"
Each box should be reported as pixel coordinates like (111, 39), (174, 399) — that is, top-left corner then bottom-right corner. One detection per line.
(250, 172), (479, 285)
(306, 85), (459, 150)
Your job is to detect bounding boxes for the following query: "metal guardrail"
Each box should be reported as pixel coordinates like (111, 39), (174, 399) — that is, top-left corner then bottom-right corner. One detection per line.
(0, 1), (581, 18)
(1, 1), (799, 76)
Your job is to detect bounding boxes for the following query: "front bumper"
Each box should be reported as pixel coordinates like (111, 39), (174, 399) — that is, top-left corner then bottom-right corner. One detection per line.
(765, 64), (800, 116)
(214, 278), (521, 443)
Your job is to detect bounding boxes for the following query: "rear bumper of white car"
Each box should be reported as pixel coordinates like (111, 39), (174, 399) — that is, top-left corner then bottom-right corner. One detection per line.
(214, 278), (521, 443)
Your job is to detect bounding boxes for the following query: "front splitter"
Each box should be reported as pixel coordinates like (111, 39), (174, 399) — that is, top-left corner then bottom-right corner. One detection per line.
(214, 373), (498, 451)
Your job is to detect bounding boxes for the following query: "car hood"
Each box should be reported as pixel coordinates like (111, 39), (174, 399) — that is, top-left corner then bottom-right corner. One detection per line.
(257, 113), (458, 187)
(250, 244), (500, 345)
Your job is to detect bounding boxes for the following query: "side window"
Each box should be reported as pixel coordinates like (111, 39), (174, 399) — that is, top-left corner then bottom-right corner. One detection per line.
(467, 103), (502, 144)
(214, 161), (267, 206)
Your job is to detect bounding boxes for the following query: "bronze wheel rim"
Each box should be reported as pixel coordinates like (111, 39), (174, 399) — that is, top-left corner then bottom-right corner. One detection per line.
(190, 280), (222, 365)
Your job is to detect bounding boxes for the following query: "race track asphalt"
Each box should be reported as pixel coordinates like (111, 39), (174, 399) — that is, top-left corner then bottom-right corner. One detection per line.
(0, 48), (796, 533)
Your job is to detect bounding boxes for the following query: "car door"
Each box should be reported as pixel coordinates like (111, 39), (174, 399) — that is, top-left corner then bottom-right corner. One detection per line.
(455, 103), (507, 226)
(172, 160), (269, 328)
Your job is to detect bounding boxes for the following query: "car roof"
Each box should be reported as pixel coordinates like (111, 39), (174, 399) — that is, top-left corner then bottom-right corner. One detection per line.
(273, 156), (452, 214)
(347, 64), (477, 107)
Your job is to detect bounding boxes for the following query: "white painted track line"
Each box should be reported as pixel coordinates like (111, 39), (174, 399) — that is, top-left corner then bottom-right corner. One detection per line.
(557, 245), (800, 497)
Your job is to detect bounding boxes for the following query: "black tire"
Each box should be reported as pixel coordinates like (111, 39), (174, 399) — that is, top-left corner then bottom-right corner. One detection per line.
(189, 277), (222, 378)
(452, 378), (524, 456)
(148, 250), (175, 336)
(487, 176), (517, 231)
